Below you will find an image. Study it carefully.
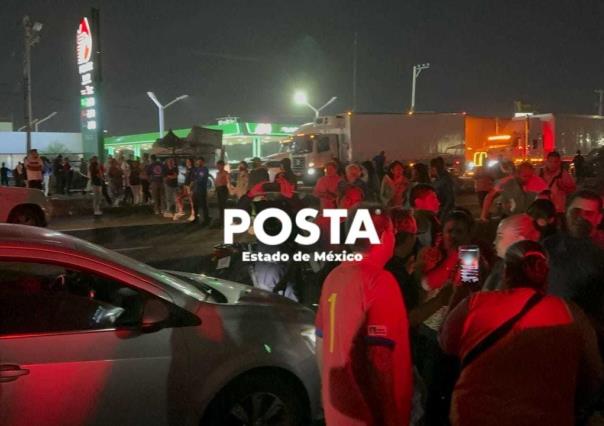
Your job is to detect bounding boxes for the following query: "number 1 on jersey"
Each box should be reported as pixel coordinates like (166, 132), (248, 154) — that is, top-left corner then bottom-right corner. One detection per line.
(328, 293), (337, 353)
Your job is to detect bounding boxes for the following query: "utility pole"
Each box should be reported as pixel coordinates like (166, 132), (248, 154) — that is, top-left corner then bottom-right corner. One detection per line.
(352, 32), (358, 112)
(410, 63), (430, 113)
(595, 89), (604, 116)
(22, 16), (42, 153)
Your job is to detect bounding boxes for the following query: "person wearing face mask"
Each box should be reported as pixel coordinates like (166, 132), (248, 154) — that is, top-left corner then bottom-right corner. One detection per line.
(483, 214), (541, 291)
(315, 206), (413, 426)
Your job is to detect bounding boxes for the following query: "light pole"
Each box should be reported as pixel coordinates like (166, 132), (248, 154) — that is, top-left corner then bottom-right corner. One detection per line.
(409, 62), (430, 114)
(34, 111), (57, 131)
(146, 92), (189, 139)
(596, 89), (604, 116)
(23, 16), (43, 152)
(293, 90), (337, 119)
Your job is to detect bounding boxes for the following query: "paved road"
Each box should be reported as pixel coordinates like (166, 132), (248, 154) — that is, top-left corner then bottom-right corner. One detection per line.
(50, 192), (495, 276)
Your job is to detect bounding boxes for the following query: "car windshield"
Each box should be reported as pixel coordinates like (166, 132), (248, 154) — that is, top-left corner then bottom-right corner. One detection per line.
(291, 135), (313, 154)
(72, 238), (208, 301)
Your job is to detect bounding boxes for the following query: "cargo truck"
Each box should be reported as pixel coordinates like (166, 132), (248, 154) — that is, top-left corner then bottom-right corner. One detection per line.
(289, 112), (488, 184)
(466, 114), (604, 170)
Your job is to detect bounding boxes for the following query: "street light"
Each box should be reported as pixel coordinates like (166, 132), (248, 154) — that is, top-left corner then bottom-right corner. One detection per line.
(293, 90), (337, 119)
(409, 62), (430, 114)
(34, 111), (57, 131)
(23, 15), (43, 152)
(146, 92), (189, 138)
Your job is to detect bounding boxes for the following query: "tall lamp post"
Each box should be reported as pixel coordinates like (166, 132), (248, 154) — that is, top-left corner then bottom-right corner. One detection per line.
(34, 111), (57, 131)
(146, 92), (189, 139)
(409, 62), (430, 114)
(23, 16), (43, 152)
(293, 90), (337, 119)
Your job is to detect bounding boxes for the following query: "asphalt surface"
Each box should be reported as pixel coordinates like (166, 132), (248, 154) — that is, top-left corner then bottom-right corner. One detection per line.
(50, 192), (495, 276)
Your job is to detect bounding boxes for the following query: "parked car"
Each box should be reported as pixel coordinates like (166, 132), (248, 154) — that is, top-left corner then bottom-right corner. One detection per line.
(0, 186), (51, 226)
(0, 224), (320, 425)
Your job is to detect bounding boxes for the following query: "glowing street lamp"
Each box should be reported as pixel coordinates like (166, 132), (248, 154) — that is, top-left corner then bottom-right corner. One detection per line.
(146, 92), (189, 138)
(293, 90), (337, 119)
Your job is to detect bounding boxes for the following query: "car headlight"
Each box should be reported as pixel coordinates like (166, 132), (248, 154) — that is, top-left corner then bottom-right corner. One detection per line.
(307, 169), (316, 175)
(300, 327), (316, 354)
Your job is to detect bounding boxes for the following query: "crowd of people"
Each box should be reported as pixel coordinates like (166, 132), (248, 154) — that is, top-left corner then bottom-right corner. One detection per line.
(303, 151), (604, 425)
(0, 149), (83, 196)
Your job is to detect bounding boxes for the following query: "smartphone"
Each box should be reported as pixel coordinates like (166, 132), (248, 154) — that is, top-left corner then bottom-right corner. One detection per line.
(459, 245), (480, 284)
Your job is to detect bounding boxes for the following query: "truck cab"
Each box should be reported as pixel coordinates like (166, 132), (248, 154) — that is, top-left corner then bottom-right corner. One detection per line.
(290, 115), (348, 185)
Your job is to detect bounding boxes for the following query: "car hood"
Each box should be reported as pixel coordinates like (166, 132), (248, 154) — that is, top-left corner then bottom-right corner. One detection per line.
(166, 270), (305, 308)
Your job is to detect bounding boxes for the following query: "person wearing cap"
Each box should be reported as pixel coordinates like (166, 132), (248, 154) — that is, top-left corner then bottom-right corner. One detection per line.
(440, 240), (603, 426)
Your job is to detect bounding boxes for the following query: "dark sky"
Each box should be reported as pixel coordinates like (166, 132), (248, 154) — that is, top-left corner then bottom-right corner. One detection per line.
(1, 0), (602, 135)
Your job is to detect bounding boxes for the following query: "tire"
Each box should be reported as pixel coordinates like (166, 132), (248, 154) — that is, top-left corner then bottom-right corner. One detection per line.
(202, 372), (308, 426)
(8, 205), (43, 227)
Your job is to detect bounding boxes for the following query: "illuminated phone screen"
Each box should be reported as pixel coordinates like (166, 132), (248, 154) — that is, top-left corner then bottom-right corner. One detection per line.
(459, 245), (480, 284)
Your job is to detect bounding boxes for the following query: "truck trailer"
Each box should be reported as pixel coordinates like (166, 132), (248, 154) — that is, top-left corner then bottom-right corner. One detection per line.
(289, 112), (495, 184)
(466, 114), (604, 169)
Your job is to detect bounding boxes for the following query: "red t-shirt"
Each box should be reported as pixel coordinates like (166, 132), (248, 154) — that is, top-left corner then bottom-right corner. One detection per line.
(315, 260), (413, 426)
(440, 288), (603, 426)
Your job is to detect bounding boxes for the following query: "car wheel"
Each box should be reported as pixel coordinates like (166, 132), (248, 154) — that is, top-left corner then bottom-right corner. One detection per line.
(8, 206), (42, 227)
(202, 373), (308, 426)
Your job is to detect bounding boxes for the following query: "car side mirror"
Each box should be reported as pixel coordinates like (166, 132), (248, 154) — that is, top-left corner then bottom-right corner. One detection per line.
(141, 299), (170, 333)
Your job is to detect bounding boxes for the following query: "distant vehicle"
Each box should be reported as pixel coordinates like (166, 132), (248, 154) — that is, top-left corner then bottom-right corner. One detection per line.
(467, 114), (604, 170)
(289, 112), (476, 185)
(0, 225), (320, 425)
(0, 186), (50, 226)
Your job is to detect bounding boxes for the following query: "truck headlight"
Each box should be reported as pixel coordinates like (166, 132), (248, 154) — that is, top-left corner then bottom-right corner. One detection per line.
(307, 169), (316, 175)
(308, 162), (315, 168)
(300, 327), (316, 354)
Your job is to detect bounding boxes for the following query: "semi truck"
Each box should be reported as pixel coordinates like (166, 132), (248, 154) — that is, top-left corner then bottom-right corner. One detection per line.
(288, 112), (494, 184)
(466, 114), (604, 169)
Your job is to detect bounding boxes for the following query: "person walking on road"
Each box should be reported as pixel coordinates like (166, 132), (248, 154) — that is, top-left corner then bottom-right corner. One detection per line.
(24, 149), (44, 190)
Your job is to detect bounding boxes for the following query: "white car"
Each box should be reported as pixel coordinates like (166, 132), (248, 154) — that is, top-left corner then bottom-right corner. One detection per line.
(0, 186), (51, 227)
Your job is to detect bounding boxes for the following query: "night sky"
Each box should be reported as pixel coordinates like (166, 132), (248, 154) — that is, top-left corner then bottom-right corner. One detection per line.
(1, 0), (602, 135)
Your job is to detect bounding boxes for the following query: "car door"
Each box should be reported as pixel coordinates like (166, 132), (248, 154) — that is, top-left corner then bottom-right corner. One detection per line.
(0, 259), (181, 426)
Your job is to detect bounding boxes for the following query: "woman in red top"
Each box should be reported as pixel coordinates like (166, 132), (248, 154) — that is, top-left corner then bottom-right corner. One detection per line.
(440, 240), (603, 426)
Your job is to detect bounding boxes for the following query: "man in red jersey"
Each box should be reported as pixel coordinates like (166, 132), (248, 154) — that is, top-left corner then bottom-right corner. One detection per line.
(315, 207), (413, 425)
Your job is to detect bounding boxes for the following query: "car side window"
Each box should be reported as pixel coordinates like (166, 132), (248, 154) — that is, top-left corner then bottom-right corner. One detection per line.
(317, 136), (330, 153)
(0, 261), (145, 336)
